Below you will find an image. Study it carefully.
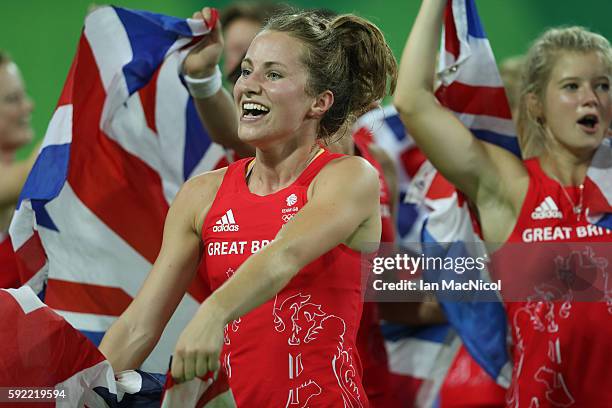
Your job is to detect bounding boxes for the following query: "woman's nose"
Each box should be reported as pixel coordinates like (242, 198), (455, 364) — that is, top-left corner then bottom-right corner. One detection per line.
(237, 72), (262, 96)
(23, 95), (34, 113)
(581, 85), (599, 107)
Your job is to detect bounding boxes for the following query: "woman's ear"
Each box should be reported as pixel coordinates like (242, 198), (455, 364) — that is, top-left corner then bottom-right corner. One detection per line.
(307, 90), (334, 119)
(526, 92), (544, 125)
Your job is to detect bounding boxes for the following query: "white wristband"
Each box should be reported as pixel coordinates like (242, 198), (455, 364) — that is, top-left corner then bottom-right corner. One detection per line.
(184, 65), (222, 99)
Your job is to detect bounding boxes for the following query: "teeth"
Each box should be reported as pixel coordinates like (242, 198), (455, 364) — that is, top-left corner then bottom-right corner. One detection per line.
(243, 102), (269, 112)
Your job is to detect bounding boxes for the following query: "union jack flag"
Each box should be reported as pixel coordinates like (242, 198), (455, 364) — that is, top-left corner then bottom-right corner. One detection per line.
(361, 1), (516, 403)
(0, 286), (114, 404)
(355, 0), (517, 402)
(0, 286), (235, 407)
(414, 0), (517, 389)
(9, 6), (228, 373)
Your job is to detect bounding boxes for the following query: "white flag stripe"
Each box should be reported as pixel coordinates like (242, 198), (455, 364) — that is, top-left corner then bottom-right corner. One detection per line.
(56, 310), (117, 332)
(385, 338), (444, 379)
(187, 142), (227, 179)
(41, 105), (73, 148)
(588, 139), (612, 203)
(156, 53), (190, 203)
(440, 38), (504, 88)
(56, 360), (116, 408)
(84, 8), (132, 93)
(41, 183), (152, 293)
(8, 203), (36, 250)
(453, 112), (515, 137)
(107, 95), (165, 177)
(5, 286), (46, 314)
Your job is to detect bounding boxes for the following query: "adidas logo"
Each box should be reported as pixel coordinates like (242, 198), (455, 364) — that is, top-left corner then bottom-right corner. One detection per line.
(213, 209), (240, 232)
(531, 196), (563, 220)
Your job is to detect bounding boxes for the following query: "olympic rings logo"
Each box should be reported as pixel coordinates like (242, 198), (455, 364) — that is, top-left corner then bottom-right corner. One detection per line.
(282, 214), (294, 223)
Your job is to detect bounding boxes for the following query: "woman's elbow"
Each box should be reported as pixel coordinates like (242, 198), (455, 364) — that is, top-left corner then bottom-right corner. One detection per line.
(393, 88), (430, 119)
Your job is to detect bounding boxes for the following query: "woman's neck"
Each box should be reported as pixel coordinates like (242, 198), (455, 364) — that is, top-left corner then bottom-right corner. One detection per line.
(0, 149), (15, 165)
(538, 148), (592, 186)
(248, 139), (320, 195)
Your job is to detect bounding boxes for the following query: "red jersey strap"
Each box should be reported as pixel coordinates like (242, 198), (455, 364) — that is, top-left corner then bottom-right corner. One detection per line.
(520, 158), (546, 211)
(215, 158), (252, 194)
(215, 150), (345, 194)
(524, 157), (545, 179)
(293, 149), (344, 187)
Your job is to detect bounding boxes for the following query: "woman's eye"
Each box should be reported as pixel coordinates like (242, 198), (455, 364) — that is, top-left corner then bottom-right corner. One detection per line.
(267, 72), (282, 80)
(240, 68), (251, 77)
(596, 82), (610, 92)
(563, 83), (578, 90)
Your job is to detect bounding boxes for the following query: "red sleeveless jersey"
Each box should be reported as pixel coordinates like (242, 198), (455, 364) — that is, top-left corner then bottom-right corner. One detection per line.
(502, 159), (612, 407)
(201, 150), (369, 408)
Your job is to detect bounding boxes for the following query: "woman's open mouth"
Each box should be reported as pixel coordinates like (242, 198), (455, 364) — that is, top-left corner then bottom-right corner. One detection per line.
(241, 102), (270, 121)
(576, 114), (599, 134)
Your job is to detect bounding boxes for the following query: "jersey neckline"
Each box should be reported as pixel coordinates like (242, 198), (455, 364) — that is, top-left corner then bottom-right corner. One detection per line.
(238, 149), (329, 199)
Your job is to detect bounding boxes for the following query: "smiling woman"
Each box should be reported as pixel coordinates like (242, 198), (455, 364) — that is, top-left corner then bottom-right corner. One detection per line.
(100, 7), (397, 407)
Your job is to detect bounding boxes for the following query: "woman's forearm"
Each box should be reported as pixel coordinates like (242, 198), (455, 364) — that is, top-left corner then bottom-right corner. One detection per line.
(394, 0), (446, 115)
(99, 316), (162, 372)
(193, 88), (254, 158)
(203, 240), (299, 325)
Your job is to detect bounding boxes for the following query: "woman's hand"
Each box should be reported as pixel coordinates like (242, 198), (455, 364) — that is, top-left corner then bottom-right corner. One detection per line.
(183, 7), (224, 78)
(171, 301), (226, 382)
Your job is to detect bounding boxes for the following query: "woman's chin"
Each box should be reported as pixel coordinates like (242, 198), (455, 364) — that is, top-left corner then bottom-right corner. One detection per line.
(237, 131), (259, 145)
(1, 130), (33, 151)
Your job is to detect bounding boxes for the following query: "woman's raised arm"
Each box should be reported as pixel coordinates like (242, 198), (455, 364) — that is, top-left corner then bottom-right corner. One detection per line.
(183, 7), (253, 158)
(394, 0), (524, 204)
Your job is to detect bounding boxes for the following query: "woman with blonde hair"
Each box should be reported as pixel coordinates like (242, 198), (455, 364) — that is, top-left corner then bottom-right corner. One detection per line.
(394, 0), (612, 405)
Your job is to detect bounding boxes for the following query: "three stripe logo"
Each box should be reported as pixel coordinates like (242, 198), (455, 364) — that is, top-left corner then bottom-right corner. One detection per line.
(213, 209), (240, 232)
(531, 196), (563, 220)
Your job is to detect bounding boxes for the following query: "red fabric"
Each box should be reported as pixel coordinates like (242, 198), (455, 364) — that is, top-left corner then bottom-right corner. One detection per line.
(387, 372), (424, 408)
(400, 146), (427, 179)
(45, 279), (133, 316)
(439, 346), (505, 407)
(0, 289), (106, 387)
(12, 231), (46, 285)
(502, 159), (612, 407)
(201, 150), (368, 407)
(353, 127), (395, 244)
(0, 235), (20, 289)
(352, 127), (398, 407)
(435, 82), (512, 120)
